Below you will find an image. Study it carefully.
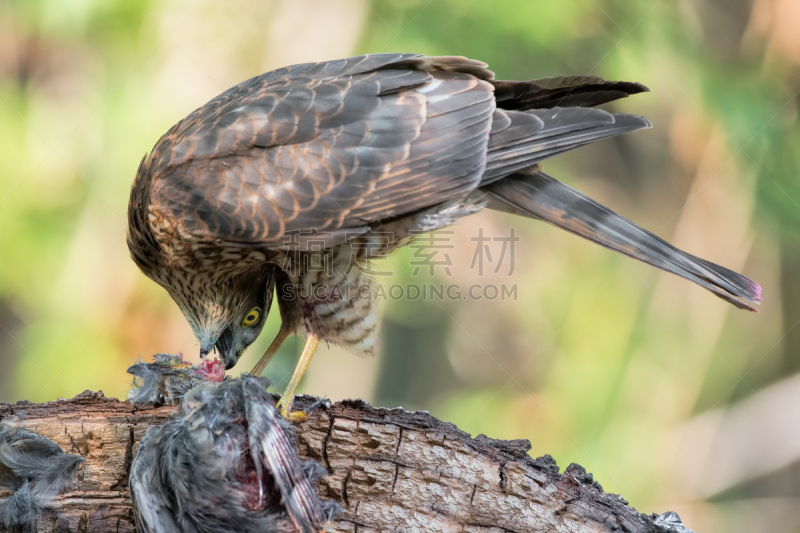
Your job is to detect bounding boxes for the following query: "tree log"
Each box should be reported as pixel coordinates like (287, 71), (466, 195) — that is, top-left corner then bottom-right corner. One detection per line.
(0, 391), (685, 533)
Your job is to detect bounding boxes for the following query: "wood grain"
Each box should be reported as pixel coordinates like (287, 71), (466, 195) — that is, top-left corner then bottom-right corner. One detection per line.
(0, 391), (673, 532)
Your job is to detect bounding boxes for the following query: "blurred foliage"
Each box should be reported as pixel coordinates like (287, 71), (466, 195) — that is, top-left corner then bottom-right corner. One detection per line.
(0, 1), (799, 532)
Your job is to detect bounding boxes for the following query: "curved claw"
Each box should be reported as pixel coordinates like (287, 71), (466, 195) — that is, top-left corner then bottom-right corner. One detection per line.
(276, 396), (309, 422)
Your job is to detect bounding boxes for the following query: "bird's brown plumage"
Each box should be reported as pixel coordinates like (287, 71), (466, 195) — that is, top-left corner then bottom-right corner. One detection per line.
(127, 53), (762, 374)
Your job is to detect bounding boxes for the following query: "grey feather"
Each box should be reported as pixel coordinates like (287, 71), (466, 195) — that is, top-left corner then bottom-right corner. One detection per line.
(483, 107), (652, 182)
(654, 511), (695, 533)
(130, 375), (338, 533)
(1, 481), (38, 531)
(0, 426), (84, 531)
(127, 353), (226, 405)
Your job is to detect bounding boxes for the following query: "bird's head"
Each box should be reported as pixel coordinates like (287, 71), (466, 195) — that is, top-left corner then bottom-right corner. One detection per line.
(169, 265), (276, 370)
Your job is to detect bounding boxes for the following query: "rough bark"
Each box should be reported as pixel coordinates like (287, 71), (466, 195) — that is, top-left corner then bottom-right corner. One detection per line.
(0, 391), (673, 533)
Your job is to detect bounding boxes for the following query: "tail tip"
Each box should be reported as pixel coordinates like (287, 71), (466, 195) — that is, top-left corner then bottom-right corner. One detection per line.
(751, 280), (765, 303)
(739, 278), (764, 312)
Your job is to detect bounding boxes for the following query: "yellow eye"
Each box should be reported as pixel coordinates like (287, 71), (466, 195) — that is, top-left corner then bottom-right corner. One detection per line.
(242, 307), (261, 327)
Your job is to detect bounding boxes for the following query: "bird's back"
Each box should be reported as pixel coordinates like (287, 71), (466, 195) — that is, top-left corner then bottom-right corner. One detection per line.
(129, 54), (652, 263)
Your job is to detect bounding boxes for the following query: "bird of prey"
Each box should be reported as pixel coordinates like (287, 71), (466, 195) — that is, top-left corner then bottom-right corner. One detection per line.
(127, 53), (763, 420)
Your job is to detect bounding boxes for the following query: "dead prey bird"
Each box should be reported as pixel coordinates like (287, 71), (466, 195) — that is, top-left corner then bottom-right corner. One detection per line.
(129, 375), (337, 533)
(128, 353), (226, 405)
(127, 53), (763, 419)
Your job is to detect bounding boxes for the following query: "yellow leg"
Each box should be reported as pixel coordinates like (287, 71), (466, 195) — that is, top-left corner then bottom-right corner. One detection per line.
(276, 333), (320, 421)
(250, 324), (292, 376)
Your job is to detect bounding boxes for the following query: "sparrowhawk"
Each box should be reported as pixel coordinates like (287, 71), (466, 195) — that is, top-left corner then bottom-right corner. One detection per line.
(127, 54), (763, 419)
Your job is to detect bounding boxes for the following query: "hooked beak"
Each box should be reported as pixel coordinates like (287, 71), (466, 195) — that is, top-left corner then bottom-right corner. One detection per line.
(214, 327), (238, 370)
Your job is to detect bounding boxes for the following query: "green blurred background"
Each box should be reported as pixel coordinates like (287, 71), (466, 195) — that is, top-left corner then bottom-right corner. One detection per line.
(1, 0), (799, 531)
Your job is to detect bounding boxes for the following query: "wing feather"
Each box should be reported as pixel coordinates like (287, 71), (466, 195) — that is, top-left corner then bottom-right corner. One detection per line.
(139, 54), (650, 252)
(146, 56), (495, 245)
(492, 75), (648, 110)
(482, 108), (651, 182)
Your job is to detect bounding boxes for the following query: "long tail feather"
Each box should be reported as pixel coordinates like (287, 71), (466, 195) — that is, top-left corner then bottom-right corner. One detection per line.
(482, 170), (763, 311)
(483, 107), (652, 182)
(491, 76), (649, 110)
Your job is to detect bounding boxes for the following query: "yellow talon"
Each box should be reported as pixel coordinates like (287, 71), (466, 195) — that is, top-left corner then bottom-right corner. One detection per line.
(276, 332), (320, 422)
(284, 410), (308, 422)
(277, 397), (307, 421)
